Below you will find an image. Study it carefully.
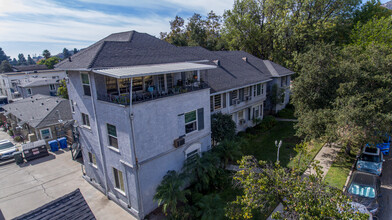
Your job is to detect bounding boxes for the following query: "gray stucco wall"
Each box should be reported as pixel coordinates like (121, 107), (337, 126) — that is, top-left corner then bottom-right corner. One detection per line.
(19, 84), (59, 98)
(67, 70), (211, 219)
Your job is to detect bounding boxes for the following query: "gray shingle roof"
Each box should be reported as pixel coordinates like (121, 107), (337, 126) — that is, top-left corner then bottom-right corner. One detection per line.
(55, 31), (203, 70)
(3, 95), (72, 128)
(55, 30), (294, 93)
(19, 79), (60, 88)
(13, 189), (95, 220)
(12, 65), (48, 72)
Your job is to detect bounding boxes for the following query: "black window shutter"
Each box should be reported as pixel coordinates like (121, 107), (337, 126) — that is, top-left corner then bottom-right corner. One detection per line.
(197, 108), (204, 130)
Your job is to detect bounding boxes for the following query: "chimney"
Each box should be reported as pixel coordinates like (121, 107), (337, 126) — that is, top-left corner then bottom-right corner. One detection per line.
(68, 56), (72, 62)
(242, 57), (248, 62)
(213, 59), (220, 66)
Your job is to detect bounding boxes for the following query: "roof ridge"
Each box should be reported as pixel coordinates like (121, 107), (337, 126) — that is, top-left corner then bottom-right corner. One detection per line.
(88, 41), (107, 69)
(263, 60), (280, 77)
(35, 99), (65, 128)
(128, 30), (135, 42)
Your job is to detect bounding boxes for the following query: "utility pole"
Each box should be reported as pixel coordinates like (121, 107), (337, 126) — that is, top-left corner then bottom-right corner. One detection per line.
(275, 140), (282, 163)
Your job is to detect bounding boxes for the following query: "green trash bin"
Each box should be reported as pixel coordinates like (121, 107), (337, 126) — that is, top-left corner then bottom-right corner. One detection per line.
(13, 151), (23, 164)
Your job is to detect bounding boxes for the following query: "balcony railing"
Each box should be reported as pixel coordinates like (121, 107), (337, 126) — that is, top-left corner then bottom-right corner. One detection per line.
(97, 82), (208, 105)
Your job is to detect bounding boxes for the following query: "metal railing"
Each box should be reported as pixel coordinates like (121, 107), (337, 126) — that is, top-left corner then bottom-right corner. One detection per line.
(97, 82), (208, 105)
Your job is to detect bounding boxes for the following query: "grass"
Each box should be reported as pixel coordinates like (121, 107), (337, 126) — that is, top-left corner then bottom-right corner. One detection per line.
(239, 121), (323, 171)
(324, 150), (356, 189)
(277, 108), (296, 119)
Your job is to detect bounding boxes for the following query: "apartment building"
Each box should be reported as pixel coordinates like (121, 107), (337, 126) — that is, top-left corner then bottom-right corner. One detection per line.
(55, 30), (294, 219)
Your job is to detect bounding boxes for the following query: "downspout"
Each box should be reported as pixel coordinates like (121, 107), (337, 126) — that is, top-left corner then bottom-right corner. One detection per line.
(90, 72), (109, 197)
(129, 78), (144, 218)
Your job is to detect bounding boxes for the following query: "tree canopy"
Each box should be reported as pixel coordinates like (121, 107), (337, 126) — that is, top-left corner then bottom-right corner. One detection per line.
(0, 48), (8, 63)
(0, 60), (13, 73)
(227, 156), (368, 219)
(42, 49), (51, 59)
(38, 56), (61, 69)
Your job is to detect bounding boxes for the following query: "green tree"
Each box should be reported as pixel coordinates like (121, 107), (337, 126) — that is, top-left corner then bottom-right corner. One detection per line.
(351, 16), (392, 48)
(42, 49), (51, 59)
(182, 152), (220, 192)
(41, 56), (61, 69)
(73, 48), (79, 55)
(63, 48), (70, 59)
(153, 170), (190, 218)
(222, 0), (360, 68)
(0, 48), (8, 62)
(161, 16), (188, 46)
(186, 13), (207, 47)
(0, 60), (13, 73)
(226, 156), (368, 219)
(352, 0), (392, 25)
(57, 79), (68, 99)
(10, 58), (17, 66)
(213, 139), (243, 169)
(211, 112), (236, 145)
(195, 194), (225, 220)
(27, 54), (35, 65)
(17, 53), (27, 65)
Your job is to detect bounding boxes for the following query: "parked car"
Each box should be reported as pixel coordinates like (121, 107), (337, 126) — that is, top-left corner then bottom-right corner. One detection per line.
(346, 171), (381, 216)
(356, 146), (384, 176)
(0, 140), (17, 160)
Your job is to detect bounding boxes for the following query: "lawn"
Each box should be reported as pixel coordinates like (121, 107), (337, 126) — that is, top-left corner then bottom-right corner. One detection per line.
(324, 150), (356, 189)
(239, 121), (323, 171)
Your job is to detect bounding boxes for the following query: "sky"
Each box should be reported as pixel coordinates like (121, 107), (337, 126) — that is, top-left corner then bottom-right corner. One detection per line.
(0, 0), (390, 59)
(0, 0), (234, 59)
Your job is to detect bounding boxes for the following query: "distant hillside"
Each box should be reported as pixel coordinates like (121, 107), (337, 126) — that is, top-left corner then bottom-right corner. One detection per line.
(381, 0), (392, 10)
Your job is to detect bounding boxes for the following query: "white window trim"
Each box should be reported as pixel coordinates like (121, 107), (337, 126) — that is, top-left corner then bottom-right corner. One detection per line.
(113, 168), (126, 195)
(40, 127), (52, 140)
(88, 152), (97, 168)
(27, 88), (33, 96)
(70, 100), (75, 113)
(184, 143), (201, 159)
(49, 84), (56, 91)
(185, 110), (198, 135)
(81, 73), (91, 96)
(107, 124), (118, 149)
(81, 113), (90, 128)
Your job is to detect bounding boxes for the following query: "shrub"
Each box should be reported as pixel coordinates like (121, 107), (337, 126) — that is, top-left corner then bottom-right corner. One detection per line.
(256, 116), (277, 132)
(277, 108), (295, 119)
(14, 136), (23, 142)
(8, 130), (13, 136)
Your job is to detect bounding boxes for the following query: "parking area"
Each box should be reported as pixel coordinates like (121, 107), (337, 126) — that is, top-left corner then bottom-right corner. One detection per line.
(0, 131), (135, 219)
(378, 154), (392, 220)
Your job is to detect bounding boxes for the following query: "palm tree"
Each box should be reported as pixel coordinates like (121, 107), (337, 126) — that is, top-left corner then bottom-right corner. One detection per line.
(182, 152), (219, 192)
(196, 194), (225, 220)
(153, 170), (190, 217)
(213, 139), (243, 169)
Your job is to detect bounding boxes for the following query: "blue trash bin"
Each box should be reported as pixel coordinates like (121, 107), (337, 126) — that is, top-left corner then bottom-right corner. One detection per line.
(58, 137), (67, 149)
(48, 140), (59, 152)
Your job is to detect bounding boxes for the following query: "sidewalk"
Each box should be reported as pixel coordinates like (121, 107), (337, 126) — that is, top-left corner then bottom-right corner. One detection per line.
(267, 143), (340, 220)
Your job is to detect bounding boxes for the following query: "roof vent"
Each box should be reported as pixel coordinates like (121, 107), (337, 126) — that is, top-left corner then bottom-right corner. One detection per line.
(213, 60), (220, 66)
(68, 57), (72, 62)
(46, 108), (49, 111)
(242, 57), (248, 62)
(41, 103), (44, 106)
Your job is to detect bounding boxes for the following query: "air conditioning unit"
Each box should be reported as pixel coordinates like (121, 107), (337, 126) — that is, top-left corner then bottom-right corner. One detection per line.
(232, 99), (241, 105)
(173, 137), (185, 148)
(246, 96), (252, 101)
(239, 119), (246, 125)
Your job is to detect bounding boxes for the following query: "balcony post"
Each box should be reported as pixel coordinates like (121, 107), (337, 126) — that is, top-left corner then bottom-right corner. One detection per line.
(129, 78), (133, 105)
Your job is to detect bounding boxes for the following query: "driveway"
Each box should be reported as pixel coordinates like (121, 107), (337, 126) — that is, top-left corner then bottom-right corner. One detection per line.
(378, 153), (392, 220)
(0, 132), (135, 219)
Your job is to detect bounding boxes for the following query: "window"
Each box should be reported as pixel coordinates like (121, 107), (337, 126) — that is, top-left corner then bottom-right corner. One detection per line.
(185, 110), (197, 134)
(261, 84), (264, 94)
(27, 88), (32, 96)
(257, 84), (261, 96)
(239, 88), (244, 101)
(238, 110), (244, 120)
(107, 124), (118, 148)
(81, 73), (91, 96)
(40, 128), (52, 139)
(49, 84), (56, 91)
(70, 100), (75, 113)
(185, 143), (201, 162)
(230, 90), (238, 105)
(210, 94), (222, 112)
(88, 152), (97, 167)
(113, 168), (125, 192)
(81, 113), (90, 127)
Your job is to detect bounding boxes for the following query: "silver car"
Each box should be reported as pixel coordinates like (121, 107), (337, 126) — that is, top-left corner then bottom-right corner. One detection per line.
(0, 140), (17, 160)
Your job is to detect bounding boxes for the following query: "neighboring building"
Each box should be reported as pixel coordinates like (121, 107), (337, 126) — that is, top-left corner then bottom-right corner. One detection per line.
(0, 68), (66, 101)
(17, 78), (60, 98)
(14, 189), (95, 220)
(55, 30), (294, 219)
(3, 95), (73, 143)
(381, 0), (392, 10)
